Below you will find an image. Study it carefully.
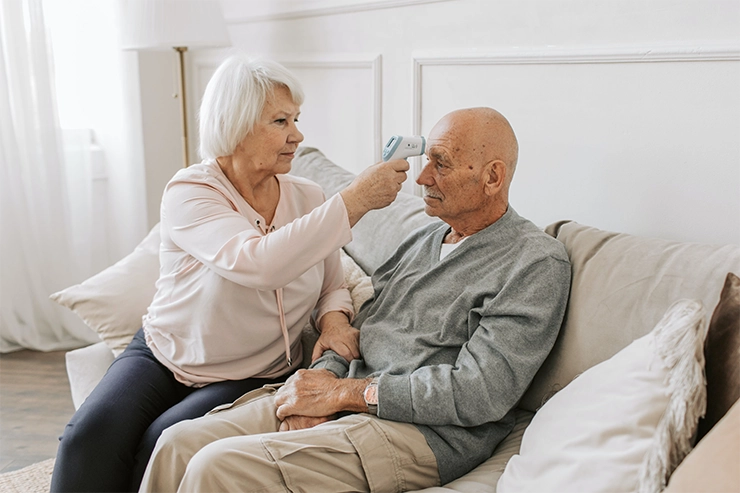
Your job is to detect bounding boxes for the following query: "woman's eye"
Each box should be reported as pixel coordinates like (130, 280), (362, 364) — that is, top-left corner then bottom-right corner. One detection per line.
(275, 118), (287, 124)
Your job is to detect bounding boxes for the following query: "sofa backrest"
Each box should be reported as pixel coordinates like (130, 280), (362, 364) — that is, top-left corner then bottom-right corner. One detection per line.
(290, 147), (436, 274)
(519, 220), (740, 412)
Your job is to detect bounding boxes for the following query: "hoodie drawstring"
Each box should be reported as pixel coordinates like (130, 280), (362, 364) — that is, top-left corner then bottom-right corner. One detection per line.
(256, 219), (292, 367)
(275, 287), (292, 366)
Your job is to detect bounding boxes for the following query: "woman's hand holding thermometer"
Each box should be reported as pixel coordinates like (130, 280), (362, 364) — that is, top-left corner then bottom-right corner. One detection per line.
(339, 136), (425, 227)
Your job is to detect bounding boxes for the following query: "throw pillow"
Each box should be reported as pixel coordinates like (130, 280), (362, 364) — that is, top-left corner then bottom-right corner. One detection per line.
(340, 249), (374, 314)
(696, 272), (740, 440)
(663, 398), (740, 492)
(497, 299), (708, 493)
(50, 225), (161, 356)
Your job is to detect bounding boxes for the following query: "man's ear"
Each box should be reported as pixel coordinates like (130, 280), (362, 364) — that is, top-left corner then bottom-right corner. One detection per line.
(483, 160), (506, 196)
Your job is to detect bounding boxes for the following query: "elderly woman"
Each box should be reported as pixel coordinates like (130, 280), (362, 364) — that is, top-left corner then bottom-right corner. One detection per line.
(50, 54), (408, 493)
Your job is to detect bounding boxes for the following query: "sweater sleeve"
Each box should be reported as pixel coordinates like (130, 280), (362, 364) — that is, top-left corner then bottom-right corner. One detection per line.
(308, 350), (350, 378)
(162, 177), (352, 291)
(377, 256), (571, 427)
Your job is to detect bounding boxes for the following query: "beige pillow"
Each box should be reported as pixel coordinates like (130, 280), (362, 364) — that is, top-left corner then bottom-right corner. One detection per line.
(50, 225), (161, 356)
(521, 220), (740, 412)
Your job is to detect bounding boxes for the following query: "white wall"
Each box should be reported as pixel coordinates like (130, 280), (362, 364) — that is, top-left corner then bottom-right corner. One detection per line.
(156, 0), (739, 245)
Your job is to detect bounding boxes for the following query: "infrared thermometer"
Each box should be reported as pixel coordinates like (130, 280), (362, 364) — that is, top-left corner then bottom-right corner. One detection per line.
(382, 135), (426, 161)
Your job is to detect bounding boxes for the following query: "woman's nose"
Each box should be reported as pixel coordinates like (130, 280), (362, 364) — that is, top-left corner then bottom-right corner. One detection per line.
(290, 122), (304, 144)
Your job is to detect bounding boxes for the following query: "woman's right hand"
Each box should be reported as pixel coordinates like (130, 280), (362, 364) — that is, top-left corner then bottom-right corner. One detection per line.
(340, 159), (409, 227)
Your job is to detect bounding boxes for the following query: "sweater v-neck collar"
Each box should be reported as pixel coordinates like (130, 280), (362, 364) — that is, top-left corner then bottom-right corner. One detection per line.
(432, 206), (516, 262)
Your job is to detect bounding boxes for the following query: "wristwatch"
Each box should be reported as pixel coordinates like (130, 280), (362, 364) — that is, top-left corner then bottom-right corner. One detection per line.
(363, 377), (379, 415)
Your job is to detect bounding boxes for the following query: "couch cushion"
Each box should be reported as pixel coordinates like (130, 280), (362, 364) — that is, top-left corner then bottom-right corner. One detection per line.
(498, 300), (708, 493)
(291, 147), (436, 275)
(407, 409), (534, 493)
(696, 272), (740, 440)
(65, 341), (116, 409)
(520, 220), (740, 412)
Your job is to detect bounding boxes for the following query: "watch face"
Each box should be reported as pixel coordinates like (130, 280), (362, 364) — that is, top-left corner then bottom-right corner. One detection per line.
(364, 384), (379, 405)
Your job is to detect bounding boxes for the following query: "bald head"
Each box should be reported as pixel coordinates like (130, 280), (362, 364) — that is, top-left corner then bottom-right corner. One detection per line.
(430, 107), (519, 187)
(418, 107), (519, 234)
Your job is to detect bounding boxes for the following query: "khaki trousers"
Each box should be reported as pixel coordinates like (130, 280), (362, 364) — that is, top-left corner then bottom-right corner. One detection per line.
(139, 385), (440, 493)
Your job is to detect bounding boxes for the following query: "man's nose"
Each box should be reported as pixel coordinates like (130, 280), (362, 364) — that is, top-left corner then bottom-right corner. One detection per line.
(416, 161), (432, 186)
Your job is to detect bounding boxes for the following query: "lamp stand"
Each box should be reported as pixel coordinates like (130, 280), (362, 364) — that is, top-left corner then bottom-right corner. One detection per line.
(174, 46), (190, 168)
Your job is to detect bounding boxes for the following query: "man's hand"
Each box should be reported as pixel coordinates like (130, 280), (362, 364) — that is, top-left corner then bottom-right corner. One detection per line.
(313, 312), (360, 362)
(278, 415), (334, 432)
(274, 369), (368, 420)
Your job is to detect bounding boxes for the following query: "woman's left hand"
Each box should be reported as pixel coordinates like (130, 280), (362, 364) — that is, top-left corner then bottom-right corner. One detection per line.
(313, 312), (360, 362)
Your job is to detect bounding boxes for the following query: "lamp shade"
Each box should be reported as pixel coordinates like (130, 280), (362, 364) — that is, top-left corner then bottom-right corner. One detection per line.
(119, 0), (230, 50)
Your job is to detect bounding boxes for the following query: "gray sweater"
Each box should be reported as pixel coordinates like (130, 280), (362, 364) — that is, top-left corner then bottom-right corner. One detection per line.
(311, 207), (571, 483)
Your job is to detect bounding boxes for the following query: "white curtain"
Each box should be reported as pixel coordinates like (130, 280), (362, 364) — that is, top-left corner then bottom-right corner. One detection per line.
(0, 0), (100, 351)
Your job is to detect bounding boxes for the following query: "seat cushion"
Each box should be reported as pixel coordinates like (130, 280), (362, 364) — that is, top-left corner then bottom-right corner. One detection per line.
(408, 409), (533, 493)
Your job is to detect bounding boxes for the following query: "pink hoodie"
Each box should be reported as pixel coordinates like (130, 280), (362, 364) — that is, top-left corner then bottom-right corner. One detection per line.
(143, 161), (353, 386)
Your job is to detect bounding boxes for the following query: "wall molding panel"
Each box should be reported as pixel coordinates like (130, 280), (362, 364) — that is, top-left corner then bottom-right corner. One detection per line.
(280, 54), (383, 161)
(226, 0), (453, 24)
(191, 52), (383, 165)
(412, 44), (740, 134)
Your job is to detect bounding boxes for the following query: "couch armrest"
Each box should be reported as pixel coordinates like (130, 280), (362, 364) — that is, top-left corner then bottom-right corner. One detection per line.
(65, 341), (115, 410)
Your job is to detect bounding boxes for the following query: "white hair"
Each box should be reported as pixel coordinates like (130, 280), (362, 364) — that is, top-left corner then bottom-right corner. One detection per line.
(198, 54), (305, 162)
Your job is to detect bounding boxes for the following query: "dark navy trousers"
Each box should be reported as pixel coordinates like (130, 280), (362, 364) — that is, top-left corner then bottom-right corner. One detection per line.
(50, 329), (288, 492)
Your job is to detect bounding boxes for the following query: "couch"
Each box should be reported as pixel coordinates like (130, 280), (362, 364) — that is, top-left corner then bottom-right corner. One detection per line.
(53, 147), (740, 492)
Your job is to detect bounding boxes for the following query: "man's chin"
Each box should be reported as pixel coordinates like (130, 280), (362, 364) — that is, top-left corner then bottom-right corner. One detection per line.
(422, 202), (440, 218)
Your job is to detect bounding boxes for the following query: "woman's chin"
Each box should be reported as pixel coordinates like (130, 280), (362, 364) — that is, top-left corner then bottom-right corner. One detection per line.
(274, 159), (292, 175)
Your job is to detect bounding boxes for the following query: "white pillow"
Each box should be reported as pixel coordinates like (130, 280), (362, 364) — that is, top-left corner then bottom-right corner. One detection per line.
(497, 299), (708, 493)
(50, 225), (161, 356)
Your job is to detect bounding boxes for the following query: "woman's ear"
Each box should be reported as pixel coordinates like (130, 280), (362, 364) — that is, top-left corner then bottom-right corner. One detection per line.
(483, 160), (506, 196)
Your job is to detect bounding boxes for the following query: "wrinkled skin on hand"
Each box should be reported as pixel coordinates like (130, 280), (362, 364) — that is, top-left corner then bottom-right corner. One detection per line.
(274, 369), (368, 423)
(312, 318), (360, 363)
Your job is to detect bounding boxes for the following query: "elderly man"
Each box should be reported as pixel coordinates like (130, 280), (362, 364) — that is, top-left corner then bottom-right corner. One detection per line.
(140, 107), (571, 493)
